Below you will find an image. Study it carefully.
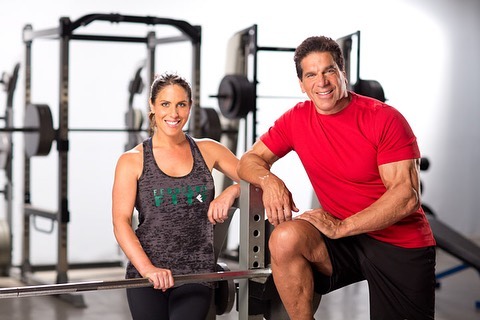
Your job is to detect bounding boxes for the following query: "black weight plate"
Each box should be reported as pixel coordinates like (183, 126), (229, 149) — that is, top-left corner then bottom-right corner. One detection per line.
(218, 75), (236, 118)
(200, 107), (222, 141)
(24, 104), (55, 157)
(218, 75), (255, 119)
(0, 220), (11, 273)
(353, 79), (386, 102)
(232, 75), (255, 119)
(214, 262), (236, 315)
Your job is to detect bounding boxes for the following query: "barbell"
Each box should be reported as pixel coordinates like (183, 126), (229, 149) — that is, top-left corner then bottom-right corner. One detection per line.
(0, 267), (271, 299)
(0, 103), (224, 158)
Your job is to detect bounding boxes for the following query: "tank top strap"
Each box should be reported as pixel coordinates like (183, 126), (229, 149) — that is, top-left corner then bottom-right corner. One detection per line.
(185, 134), (209, 172)
(142, 137), (155, 173)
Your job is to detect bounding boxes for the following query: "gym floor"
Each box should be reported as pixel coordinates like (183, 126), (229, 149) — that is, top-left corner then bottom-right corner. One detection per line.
(0, 245), (479, 320)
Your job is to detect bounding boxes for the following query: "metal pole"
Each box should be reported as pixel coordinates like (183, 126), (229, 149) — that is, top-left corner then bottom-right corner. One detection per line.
(239, 181), (266, 320)
(0, 268), (271, 299)
(21, 24), (33, 279)
(57, 17), (71, 286)
(188, 26), (202, 138)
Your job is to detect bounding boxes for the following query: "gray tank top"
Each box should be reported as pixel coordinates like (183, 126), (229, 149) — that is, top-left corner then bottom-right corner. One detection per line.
(126, 135), (215, 282)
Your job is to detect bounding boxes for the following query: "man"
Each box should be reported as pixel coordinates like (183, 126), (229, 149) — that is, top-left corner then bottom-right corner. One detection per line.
(236, 36), (436, 320)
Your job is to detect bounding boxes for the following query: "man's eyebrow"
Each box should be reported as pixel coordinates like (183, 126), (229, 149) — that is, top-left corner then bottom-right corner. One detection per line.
(324, 64), (337, 71)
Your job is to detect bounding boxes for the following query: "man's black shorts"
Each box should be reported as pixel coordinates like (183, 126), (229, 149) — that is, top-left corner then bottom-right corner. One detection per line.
(313, 234), (436, 319)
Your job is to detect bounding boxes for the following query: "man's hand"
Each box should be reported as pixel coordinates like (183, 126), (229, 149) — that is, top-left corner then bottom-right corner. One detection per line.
(295, 208), (344, 239)
(260, 174), (299, 226)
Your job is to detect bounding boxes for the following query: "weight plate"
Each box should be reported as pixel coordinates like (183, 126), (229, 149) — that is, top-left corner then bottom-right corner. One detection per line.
(218, 76), (235, 117)
(214, 262), (236, 315)
(0, 133), (11, 170)
(24, 104), (55, 157)
(353, 79), (386, 102)
(124, 108), (144, 130)
(0, 220), (11, 271)
(218, 75), (255, 119)
(199, 107), (222, 141)
(124, 108), (145, 151)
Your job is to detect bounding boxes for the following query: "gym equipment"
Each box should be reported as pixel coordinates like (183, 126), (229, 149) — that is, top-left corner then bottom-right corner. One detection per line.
(0, 220), (11, 275)
(428, 215), (480, 276)
(199, 106), (223, 141)
(217, 74), (255, 119)
(0, 267), (271, 299)
(237, 182), (321, 319)
(18, 13), (203, 308)
(23, 104), (55, 157)
(124, 62), (146, 151)
(337, 31), (386, 102)
(0, 64), (19, 170)
(0, 132), (11, 170)
(420, 157), (480, 310)
(213, 262), (236, 316)
(213, 24), (297, 148)
(0, 62), (19, 275)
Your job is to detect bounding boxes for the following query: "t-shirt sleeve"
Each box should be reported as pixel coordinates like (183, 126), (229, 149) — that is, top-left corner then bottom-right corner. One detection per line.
(259, 108), (295, 158)
(376, 106), (421, 165)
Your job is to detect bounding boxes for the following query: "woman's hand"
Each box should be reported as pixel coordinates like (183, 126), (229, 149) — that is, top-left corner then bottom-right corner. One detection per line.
(208, 184), (240, 224)
(143, 267), (174, 291)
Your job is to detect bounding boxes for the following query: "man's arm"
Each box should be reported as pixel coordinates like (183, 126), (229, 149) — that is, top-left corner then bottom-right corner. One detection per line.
(237, 140), (299, 226)
(297, 158), (422, 238)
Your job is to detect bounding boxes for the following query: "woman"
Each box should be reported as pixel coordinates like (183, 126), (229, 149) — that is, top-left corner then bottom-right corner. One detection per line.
(112, 73), (240, 319)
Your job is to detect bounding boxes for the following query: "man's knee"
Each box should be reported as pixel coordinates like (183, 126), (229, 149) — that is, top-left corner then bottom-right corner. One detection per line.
(269, 220), (331, 270)
(268, 222), (295, 260)
(268, 220), (311, 257)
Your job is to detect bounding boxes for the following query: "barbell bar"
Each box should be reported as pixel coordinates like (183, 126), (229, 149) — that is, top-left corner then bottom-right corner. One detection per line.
(0, 103), (228, 158)
(0, 127), (147, 133)
(0, 267), (271, 299)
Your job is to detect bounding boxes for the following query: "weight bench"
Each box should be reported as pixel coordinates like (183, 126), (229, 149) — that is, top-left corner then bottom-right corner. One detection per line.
(427, 214), (480, 309)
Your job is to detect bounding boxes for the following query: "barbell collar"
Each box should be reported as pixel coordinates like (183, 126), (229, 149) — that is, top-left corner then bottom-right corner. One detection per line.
(0, 267), (271, 299)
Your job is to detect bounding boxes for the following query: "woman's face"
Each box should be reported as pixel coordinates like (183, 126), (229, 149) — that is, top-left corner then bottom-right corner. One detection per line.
(150, 84), (191, 136)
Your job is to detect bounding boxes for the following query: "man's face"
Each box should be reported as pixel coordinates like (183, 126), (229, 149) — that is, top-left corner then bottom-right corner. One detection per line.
(299, 51), (349, 115)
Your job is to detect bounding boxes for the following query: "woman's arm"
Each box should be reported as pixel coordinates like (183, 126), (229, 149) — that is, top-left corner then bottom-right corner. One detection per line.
(197, 138), (241, 224)
(112, 148), (174, 290)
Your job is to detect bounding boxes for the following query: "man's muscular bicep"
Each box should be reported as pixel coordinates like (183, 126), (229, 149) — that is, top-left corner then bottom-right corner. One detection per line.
(379, 159), (421, 192)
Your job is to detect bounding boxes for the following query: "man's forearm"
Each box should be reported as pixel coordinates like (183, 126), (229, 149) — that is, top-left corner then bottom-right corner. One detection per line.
(237, 152), (273, 187)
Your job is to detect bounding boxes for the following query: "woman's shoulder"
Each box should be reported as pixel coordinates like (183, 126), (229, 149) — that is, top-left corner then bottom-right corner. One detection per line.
(117, 142), (144, 167)
(193, 137), (235, 160)
(193, 137), (225, 151)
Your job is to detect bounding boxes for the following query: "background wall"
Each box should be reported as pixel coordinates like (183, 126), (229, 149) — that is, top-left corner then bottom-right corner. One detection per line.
(0, 0), (478, 265)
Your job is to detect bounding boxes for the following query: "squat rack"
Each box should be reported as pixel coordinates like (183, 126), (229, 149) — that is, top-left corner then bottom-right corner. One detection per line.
(21, 13), (202, 306)
(223, 24), (295, 148)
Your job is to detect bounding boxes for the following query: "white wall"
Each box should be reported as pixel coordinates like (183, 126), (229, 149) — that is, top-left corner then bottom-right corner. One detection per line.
(0, 0), (479, 265)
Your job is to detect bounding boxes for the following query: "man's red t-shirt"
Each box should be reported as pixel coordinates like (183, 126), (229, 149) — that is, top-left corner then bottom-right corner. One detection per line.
(260, 92), (435, 248)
